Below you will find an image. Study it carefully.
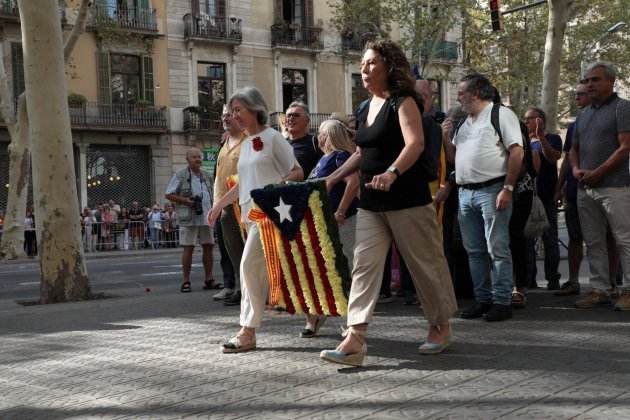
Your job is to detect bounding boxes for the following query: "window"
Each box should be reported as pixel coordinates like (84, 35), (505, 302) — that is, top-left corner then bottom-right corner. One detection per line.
(196, 0), (225, 16)
(282, 69), (307, 111)
(427, 79), (442, 112)
(96, 52), (154, 105)
(111, 54), (142, 105)
(351, 73), (369, 113)
(282, 0), (304, 26)
(11, 43), (25, 102)
(197, 62), (226, 115)
(103, 0), (150, 21)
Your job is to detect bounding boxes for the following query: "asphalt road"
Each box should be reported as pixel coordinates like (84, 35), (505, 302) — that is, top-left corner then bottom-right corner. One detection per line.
(0, 249), (225, 303)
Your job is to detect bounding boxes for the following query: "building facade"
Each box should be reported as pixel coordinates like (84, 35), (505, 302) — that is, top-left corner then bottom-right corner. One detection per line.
(1, 0), (171, 211)
(167, 0), (466, 171)
(0, 0), (465, 212)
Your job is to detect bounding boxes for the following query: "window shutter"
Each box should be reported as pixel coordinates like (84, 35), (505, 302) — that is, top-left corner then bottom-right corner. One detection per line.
(217, 0), (226, 16)
(96, 52), (111, 105)
(11, 43), (25, 102)
(141, 55), (155, 104)
(191, 0), (200, 16)
(274, 0), (282, 20)
(95, 0), (109, 20)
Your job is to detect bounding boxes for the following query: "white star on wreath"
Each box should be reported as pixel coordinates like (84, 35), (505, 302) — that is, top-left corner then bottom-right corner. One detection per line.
(274, 198), (293, 223)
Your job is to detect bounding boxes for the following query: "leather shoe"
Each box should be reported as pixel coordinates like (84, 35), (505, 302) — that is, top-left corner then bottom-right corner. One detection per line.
(547, 280), (560, 291)
(483, 304), (512, 322)
(554, 282), (580, 296)
(460, 302), (492, 319)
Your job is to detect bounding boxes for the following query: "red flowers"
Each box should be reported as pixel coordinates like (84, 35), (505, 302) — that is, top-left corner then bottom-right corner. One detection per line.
(252, 136), (264, 151)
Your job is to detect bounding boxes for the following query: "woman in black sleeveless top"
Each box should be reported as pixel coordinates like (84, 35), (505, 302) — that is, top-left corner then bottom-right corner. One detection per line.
(320, 40), (457, 367)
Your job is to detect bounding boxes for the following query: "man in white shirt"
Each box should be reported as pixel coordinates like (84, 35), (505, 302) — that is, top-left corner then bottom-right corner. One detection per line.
(443, 73), (524, 322)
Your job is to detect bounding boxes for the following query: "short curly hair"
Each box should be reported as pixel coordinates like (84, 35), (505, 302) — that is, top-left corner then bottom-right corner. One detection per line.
(364, 39), (416, 100)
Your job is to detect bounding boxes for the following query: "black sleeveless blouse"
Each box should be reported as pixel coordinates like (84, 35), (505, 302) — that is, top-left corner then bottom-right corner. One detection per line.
(356, 96), (432, 212)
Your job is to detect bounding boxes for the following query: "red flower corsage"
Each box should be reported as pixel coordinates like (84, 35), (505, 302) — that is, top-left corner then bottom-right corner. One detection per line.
(252, 136), (264, 151)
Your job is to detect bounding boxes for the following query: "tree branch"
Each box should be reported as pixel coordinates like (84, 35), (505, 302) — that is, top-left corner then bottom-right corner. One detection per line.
(0, 46), (17, 126)
(64, 0), (92, 61)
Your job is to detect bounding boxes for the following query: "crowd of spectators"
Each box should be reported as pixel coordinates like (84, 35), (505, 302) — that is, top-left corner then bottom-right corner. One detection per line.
(80, 200), (178, 252)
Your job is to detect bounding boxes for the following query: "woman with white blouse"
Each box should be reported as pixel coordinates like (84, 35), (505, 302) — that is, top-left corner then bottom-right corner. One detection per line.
(208, 86), (303, 353)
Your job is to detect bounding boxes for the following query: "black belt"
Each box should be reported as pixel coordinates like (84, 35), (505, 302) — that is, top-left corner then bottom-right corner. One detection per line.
(459, 176), (505, 190)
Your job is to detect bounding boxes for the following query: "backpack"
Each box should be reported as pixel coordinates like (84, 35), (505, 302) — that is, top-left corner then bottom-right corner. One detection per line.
(455, 103), (537, 180)
(356, 96), (440, 182)
(490, 103), (537, 179)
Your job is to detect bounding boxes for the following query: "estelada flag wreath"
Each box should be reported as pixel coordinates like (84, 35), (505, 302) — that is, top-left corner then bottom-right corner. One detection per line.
(248, 181), (350, 316)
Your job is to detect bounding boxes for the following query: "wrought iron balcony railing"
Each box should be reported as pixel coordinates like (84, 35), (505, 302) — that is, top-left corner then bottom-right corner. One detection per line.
(341, 32), (367, 52)
(271, 24), (323, 50)
(423, 40), (459, 62)
(269, 112), (353, 134)
(0, 0), (18, 20)
(183, 109), (222, 132)
(69, 102), (167, 131)
(93, 4), (158, 33)
(183, 14), (242, 43)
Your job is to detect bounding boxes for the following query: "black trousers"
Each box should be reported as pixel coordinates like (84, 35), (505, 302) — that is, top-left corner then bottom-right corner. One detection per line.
(510, 190), (533, 289)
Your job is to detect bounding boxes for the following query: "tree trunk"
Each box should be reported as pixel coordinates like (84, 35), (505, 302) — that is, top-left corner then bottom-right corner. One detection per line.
(18, 0), (91, 303)
(0, 97), (29, 260)
(64, 0), (92, 61)
(540, 0), (573, 133)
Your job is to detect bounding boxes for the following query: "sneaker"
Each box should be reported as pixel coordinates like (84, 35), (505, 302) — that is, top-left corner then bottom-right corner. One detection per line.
(554, 282), (580, 296)
(460, 302), (492, 319)
(614, 290), (630, 311)
(547, 280), (560, 291)
(377, 293), (394, 304)
(213, 288), (234, 301)
(483, 304), (512, 322)
(224, 291), (241, 306)
(574, 289), (611, 309)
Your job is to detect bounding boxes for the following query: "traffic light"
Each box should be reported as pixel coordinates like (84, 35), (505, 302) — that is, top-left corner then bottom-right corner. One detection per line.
(489, 0), (504, 32)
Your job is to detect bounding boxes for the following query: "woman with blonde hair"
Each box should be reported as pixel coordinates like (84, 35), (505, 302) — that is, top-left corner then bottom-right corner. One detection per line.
(300, 118), (360, 338)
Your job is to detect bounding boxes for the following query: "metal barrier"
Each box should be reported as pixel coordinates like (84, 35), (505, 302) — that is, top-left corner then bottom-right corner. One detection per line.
(81, 220), (180, 252)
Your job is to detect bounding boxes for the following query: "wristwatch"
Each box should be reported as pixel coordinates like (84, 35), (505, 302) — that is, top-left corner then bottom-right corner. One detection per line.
(503, 184), (514, 192)
(387, 166), (400, 177)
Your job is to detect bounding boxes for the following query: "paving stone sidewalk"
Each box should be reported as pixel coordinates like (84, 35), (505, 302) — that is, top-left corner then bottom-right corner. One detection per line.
(0, 285), (629, 420)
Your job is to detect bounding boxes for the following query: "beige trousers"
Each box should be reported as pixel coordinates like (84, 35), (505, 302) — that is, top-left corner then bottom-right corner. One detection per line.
(347, 205), (458, 326)
(239, 223), (269, 328)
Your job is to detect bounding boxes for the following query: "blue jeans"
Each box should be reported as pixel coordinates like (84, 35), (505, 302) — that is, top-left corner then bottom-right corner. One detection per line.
(458, 183), (514, 305)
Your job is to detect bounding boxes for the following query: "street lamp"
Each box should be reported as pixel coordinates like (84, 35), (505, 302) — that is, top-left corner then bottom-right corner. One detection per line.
(580, 21), (627, 75)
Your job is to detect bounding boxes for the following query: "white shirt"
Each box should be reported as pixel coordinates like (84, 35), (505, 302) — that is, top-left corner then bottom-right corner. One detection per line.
(453, 102), (523, 185)
(237, 127), (298, 222)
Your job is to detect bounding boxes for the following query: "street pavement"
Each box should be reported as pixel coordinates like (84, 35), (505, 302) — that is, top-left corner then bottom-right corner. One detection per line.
(1, 237), (630, 418)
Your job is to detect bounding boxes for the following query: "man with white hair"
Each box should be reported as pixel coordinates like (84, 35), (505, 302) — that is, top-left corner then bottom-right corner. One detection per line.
(569, 61), (630, 311)
(165, 147), (217, 293)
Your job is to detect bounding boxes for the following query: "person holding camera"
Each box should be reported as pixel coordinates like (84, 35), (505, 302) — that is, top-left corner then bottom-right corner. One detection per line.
(166, 147), (218, 293)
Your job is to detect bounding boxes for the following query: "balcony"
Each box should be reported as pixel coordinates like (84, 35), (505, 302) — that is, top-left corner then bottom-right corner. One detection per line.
(69, 102), (167, 132)
(183, 14), (242, 45)
(0, 0), (19, 22)
(341, 32), (365, 53)
(271, 24), (323, 52)
(93, 4), (158, 34)
(269, 112), (351, 134)
(423, 40), (459, 62)
(183, 109), (222, 132)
